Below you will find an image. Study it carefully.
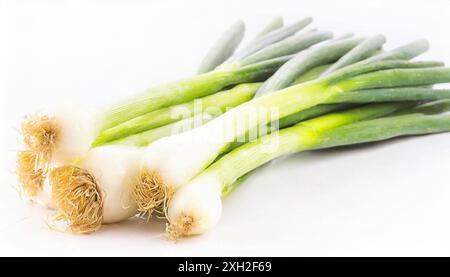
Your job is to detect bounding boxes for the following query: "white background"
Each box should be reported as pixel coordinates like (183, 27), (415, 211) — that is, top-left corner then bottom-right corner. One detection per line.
(1, 0), (450, 256)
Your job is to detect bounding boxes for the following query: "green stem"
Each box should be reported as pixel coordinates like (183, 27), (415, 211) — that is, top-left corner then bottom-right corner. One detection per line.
(255, 37), (364, 96)
(220, 104), (450, 197)
(209, 102), (414, 196)
(227, 17), (312, 64)
(330, 87), (450, 103)
(320, 34), (386, 75)
(211, 61), (450, 146)
(226, 103), (353, 151)
(314, 113), (450, 150)
(226, 87), (450, 151)
(360, 39), (429, 64)
(249, 16), (284, 42)
(106, 113), (214, 147)
(101, 61), (445, 148)
(400, 99), (450, 115)
(197, 20), (245, 74)
(240, 30), (333, 66)
(100, 55), (290, 130)
(335, 67), (450, 91)
(291, 47), (384, 85)
(323, 60), (443, 86)
(293, 64), (332, 84)
(93, 83), (261, 146)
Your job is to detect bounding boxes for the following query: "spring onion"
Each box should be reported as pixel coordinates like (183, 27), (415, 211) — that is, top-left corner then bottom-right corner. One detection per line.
(315, 112), (450, 150)
(50, 145), (143, 233)
(165, 102), (416, 239)
(166, 100), (450, 239)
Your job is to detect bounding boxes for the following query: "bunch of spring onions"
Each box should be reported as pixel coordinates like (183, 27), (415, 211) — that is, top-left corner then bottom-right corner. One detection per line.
(20, 16), (347, 231)
(16, 16), (450, 239)
(17, 17), (327, 205)
(51, 61), (450, 234)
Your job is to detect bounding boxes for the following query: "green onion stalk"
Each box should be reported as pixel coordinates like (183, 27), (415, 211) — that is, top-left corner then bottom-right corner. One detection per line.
(165, 100), (450, 239)
(198, 16), (286, 74)
(196, 20), (246, 74)
(250, 16), (284, 41)
(224, 17), (313, 66)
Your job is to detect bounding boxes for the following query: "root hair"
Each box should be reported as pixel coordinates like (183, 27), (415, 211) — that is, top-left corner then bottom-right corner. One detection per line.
(49, 165), (103, 234)
(132, 169), (172, 220)
(21, 114), (60, 166)
(166, 214), (194, 241)
(16, 150), (45, 197)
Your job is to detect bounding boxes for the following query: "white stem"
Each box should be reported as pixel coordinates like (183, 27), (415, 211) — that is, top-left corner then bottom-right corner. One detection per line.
(142, 119), (226, 190)
(48, 104), (99, 164)
(167, 174), (223, 237)
(81, 145), (143, 223)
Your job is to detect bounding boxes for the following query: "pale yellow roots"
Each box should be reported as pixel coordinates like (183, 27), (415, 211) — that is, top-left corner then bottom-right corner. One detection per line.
(16, 150), (45, 197)
(166, 214), (195, 241)
(132, 169), (172, 219)
(17, 115), (60, 197)
(49, 166), (103, 234)
(21, 114), (59, 164)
